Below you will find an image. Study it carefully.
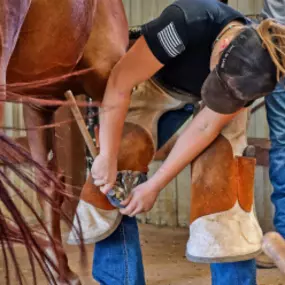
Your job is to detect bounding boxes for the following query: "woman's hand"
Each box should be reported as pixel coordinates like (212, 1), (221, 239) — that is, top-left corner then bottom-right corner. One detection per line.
(119, 180), (160, 217)
(91, 154), (117, 194)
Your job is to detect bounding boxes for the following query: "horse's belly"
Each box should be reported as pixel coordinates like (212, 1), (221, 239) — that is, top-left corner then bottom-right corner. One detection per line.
(7, 0), (96, 84)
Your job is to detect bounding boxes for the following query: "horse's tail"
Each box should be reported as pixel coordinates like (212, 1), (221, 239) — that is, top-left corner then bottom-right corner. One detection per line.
(0, 133), (86, 285)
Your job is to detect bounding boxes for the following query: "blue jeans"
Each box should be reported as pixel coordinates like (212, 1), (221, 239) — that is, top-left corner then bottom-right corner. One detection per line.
(93, 216), (146, 285)
(93, 216), (256, 285)
(265, 79), (285, 239)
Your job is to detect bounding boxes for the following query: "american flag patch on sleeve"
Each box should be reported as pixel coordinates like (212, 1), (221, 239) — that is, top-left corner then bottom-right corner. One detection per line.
(157, 22), (185, 57)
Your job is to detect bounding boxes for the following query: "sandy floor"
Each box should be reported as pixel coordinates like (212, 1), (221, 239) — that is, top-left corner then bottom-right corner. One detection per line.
(0, 224), (284, 285)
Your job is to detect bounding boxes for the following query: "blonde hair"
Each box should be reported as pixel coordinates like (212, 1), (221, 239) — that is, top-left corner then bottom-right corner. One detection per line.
(256, 19), (285, 81)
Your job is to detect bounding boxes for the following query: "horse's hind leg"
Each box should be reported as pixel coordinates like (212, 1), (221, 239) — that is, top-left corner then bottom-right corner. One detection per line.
(23, 104), (81, 285)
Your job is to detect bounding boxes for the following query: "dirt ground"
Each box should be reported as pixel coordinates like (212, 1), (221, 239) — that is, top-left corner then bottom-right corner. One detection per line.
(0, 224), (284, 285)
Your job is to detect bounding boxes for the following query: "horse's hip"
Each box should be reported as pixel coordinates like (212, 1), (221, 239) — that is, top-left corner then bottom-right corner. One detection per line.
(7, 0), (97, 86)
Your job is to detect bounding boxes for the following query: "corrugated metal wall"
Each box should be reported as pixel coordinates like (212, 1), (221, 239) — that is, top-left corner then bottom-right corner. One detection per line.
(123, 0), (264, 25)
(4, 0), (274, 232)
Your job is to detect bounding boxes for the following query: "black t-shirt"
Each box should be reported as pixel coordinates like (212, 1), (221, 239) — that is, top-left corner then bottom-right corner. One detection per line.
(141, 0), (249, 97)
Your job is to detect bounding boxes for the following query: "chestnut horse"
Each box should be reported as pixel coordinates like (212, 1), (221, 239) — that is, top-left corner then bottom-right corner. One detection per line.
(1, 0), (129, 284)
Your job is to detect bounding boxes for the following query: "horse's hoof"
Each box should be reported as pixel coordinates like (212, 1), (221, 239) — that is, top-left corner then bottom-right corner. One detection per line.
(107, 170), (147, 208)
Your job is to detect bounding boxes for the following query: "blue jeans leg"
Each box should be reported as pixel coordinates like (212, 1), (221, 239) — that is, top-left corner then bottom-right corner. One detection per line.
(211, 260), (257, 285)
(92, 215), (146, 285)
(93, 216), (257, 285)
(265, 79), (285, 239)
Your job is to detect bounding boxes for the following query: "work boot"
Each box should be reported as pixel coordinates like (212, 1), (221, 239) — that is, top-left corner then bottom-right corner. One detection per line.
(187, 109), (263, 263)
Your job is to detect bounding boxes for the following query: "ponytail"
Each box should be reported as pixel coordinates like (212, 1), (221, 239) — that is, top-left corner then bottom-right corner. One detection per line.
(256, 19), (285, 81)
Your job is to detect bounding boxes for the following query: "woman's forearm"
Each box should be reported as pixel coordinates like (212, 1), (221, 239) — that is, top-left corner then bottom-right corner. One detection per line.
(149, 107), (240, 191)
(150, 120), (219, 191)
(97, 36), (164, 159)
(99, 74), (132, 158)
